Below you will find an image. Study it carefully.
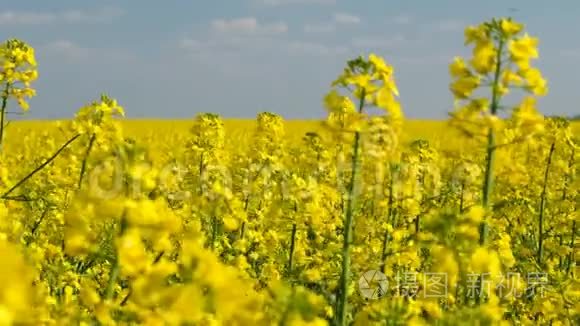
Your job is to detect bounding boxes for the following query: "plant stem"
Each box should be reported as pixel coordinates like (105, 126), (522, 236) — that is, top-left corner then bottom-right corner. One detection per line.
(210, 215), (218, 250)
(479, 38), (504, 246)
(78, 133), (97, 189)
(0, 83), (10, 151)
(380, 165), (394, 273)
(105, 259), (121, 301)
(1, 134), (80, 199)
(537, 142), (555, 266)
(566, 221), (576, 275)
(563, 147), (576, 275)
(337, 89), (365, 326)
(287, 223), (297, 275)
(198, 152), (205, 195)
(459, 181), (465, 213)
(105, 215), (128, 301)
(415, 215), (420, 233)
(558, 235), (564, 269)
(26, 207), (50, 246)
(562, 148), (575, 200)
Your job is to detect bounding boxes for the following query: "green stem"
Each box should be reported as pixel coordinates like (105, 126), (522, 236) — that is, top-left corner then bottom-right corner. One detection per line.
(563, 147), (576, 274)
(337, 89), (365, 326)
(558, 235), (564, 269)
(78, 133), (97, 189)
(287, 223), (297, 275)
(120, 251), (163, 306)
(1, 134), (80, 199)
(210, 215), (218, 250)
(415, 215), (420, 234)
(240, 195), (249, 239)
(379, 165), (394, 273)
(198, 152), (205, 195)
(537, 142), (555, 266)
(459, 181), (465, 213)
(0, 83), (10, 151)
(105, 215), (128, 301)
(479, 38), (504, 246)
(25, 207), (50, 246)
(566, 221), (576, 275)
(105, 259), (120, 300)
(562, 148), (575, 200)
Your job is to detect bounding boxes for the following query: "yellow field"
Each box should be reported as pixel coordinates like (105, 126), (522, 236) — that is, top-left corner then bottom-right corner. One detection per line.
(1, 18), (579, 325)
(7, 118), (577, 156)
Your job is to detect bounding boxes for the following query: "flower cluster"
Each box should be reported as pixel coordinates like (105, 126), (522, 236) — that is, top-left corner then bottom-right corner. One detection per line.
(0, 17), (577, 326)
(0, 39), (38, 111)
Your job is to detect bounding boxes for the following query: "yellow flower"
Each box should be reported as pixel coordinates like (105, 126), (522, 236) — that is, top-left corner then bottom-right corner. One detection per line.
(375, 86), (397, 111)
(431, 245), (459, 289)
(0, 39), (38, 111)
(304, 269), (322, 282)
(64, 230), (92, 257)
(323, 90), (355, 114)
(420, 300), (442, 319)
(502, 69), (523, 87)
(521, 67), (548, 96)
(369, 53), (392, 76)
(480, 298), (505, 322)
(0, 240), (35, 324)
(450, 75), (480, 99)
(449, 57), (471, 78)
(346, 75), (374, 92)
(500, 19), (523, 36)
(117, 229), (149, 277)
(509, 34), (539, 61)
(466, 205), (485, 223)
(509, 33), (540, 71)
(512, 96), (545, 134)
(471, 40), (496, 74)
(469, 247), (501, 276)
(464, 25), (488, 45)
(223, 215), (239, 231)
(496, 234), (516, 268)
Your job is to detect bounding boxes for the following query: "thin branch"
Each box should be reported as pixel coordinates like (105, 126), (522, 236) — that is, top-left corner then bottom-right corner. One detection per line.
(78, 133), (96, 189)
(1, 134), (80, 199)
(1, 194), (36, 202)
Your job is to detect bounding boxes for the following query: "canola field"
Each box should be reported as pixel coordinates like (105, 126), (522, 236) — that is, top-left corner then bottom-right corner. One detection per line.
(0, 18), (578, 325)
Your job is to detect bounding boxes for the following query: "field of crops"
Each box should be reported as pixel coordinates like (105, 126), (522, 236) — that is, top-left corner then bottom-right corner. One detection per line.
(0, 18), (578, 325)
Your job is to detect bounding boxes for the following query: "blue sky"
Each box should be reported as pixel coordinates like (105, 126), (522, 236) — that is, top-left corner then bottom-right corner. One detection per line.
(2, 0), (580, 119)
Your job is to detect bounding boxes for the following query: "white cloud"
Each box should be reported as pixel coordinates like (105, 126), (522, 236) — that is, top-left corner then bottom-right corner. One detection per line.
(304, 12), (362, 34)
(285, 41), (348, 56)
(180, 35), (348, 57)
(180, 35), (278, 54)
(434, 19), (465, 32)
(396, 54), (451, 65)
(211, 17), (288, 35)
(43, 40), (135, 63)
(259, 0), (336, 6)
(303, 23), (335, 34)
(351, 35), (406, 49)
(0, 12), (55, 25)
(0, 6), (124, 25)
(333, 12), (361, 25)
(45, 40), (83, 56)
(61, 7), (124, 24)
